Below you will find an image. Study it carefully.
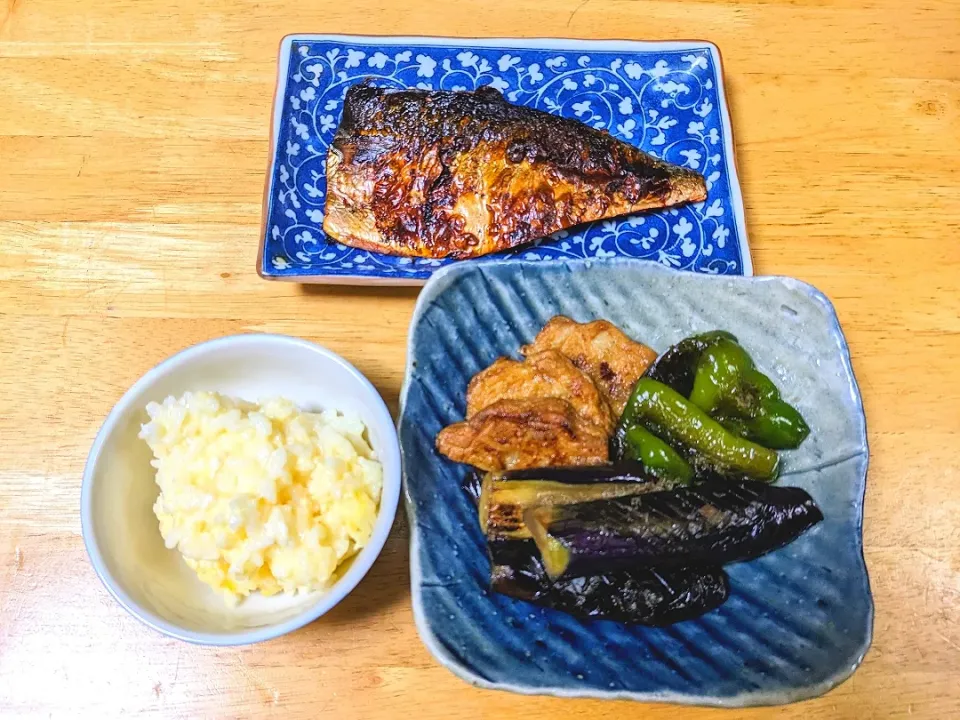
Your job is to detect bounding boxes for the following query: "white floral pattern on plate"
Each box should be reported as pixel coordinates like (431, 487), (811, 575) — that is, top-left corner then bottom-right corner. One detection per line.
(262, 36), (749, 282)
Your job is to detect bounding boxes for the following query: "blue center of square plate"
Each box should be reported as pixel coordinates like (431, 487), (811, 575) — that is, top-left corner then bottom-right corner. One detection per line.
(262, 37), (749, 282)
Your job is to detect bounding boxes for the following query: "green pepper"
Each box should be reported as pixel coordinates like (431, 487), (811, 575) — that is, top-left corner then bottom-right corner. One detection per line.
(646, 330), (738, 398)
(689, 339), (810, 450)
(620, 425), (694, 484)
(613, 378), (780, 482)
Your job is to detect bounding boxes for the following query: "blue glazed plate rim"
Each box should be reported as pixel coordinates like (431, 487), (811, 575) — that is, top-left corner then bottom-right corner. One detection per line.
(399, 257), (872, 706)
(258, 34), (752, 284)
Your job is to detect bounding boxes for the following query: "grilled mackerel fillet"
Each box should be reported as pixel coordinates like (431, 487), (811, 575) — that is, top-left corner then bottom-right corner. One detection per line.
(323, 84), (707, 258)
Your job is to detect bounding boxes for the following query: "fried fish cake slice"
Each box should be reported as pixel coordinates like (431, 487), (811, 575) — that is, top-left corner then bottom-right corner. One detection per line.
(521, 316), (657, 416)
(465, 350), (615, 432)
(435, 398), (609, 472)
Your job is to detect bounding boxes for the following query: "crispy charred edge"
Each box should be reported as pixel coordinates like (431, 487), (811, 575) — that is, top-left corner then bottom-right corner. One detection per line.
(337, 83), (698, 185)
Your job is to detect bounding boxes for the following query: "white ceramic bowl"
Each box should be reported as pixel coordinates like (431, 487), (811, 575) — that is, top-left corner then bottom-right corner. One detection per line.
(81, 334), (401, 646)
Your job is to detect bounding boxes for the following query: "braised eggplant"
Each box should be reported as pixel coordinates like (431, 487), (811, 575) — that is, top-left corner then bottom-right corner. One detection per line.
(491, 557), (729, 626)
(479, 466), (683, 567)
(476, 466), (724, 625)
(480, 465), (684, 540)
(525, 480), (823, 580)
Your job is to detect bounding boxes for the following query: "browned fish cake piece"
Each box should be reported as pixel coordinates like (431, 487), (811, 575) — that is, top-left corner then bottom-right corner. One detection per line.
(324, 84), (707, 258)
(465, 350), (614, 432)
(521, 316), (657, 416)
(435, 398), (609, 472)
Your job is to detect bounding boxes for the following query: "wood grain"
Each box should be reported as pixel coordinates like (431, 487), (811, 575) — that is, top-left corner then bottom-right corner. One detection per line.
(1, 0), (959, 717)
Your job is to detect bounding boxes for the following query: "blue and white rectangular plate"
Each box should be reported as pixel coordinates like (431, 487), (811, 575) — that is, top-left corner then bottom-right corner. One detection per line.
(259, 35), (751, 284)
(399, 258), (872, 706)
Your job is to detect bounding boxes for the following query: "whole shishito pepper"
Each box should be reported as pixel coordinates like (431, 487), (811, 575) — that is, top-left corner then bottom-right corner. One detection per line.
(689, 338), (810, 450)
(645, 330), (737, 398)
(612, 378), (780, 482)
(620, 425), (694, 484)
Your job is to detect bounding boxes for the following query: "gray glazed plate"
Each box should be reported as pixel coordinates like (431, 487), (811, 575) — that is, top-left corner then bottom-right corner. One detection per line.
(399, 258), (872, 706)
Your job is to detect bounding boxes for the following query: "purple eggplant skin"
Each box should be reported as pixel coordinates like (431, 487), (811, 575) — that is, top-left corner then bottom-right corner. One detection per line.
(469, 468), (730, 624)
(491, 558), (730, 626)
(461, 465), (663, 507)
(479, 465), (683, 562)
(488, 536), (539, 568)
(529, 480), (823, 580)
(486, 464), (667, 484)
(461, 467), (657, 568)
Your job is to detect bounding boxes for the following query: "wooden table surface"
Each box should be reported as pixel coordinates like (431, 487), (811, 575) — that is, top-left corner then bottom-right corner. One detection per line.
(2, 0), (959, 717)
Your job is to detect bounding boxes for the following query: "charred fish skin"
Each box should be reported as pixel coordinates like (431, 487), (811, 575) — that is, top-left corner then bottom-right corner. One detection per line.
(323, 84), (707, 259)
(491, 558), (730, 626)
(528, 481), (824, 580)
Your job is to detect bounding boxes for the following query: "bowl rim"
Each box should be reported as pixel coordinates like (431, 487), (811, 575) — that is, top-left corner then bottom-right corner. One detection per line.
(80, 332), (401, 646)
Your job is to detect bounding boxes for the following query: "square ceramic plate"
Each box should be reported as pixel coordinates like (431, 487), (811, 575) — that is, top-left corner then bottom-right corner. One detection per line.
(399, 258), (872, 706)
(259, 35), (750, 284)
